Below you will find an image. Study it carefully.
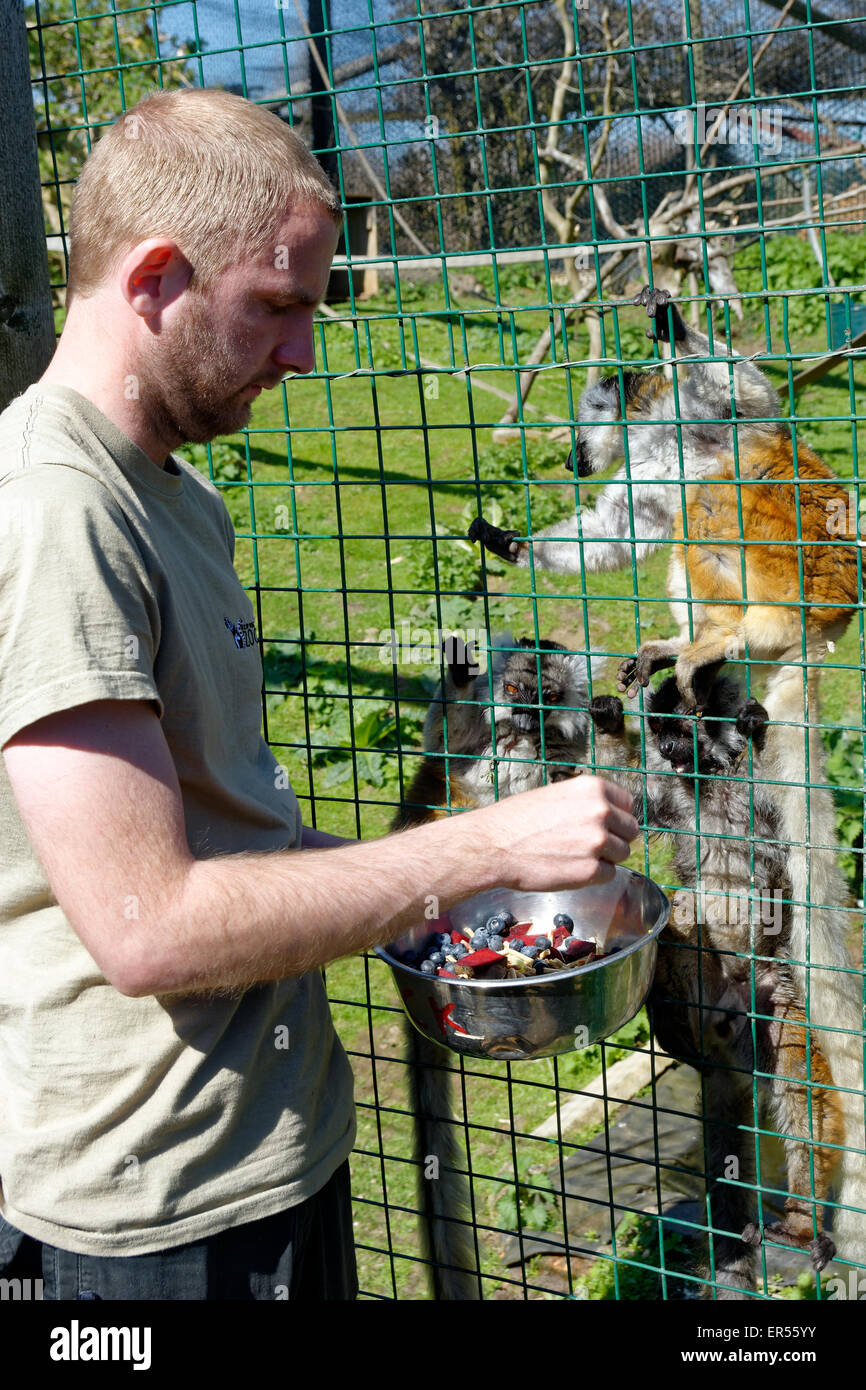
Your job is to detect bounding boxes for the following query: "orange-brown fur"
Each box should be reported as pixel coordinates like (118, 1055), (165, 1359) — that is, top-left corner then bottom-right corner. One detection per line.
(676, 436), (858, 632)
(621, 432), (858, 713)
(392, 756), (480, 829)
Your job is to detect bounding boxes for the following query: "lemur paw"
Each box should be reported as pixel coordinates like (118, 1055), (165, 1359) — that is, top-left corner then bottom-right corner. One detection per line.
(633, 285), (687, 344)
(617, 648), (663, 696)
(442, 634), (480, 688)
(589, 695), (625, 734)
(467, 515), (522, 564)
(745, 1220), (835, 1271)
(809, 1233), (836, 1271)
(736, 696), (769, 741)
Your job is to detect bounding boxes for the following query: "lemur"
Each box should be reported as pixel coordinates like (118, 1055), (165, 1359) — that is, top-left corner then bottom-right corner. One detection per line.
(469, 284), (858, 712)
(392, 633), (593, 1299)
(469, 287), (864, 1244)
(589, 676), (866, 1293)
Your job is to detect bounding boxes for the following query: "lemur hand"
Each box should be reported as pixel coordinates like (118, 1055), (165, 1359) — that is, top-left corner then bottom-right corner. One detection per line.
(735, 696), (770, 743)
(442, 634), (480, 687)
(633, 285), (688, 344)
(467, 515), (522, 564)
(589, 694), (625, 735)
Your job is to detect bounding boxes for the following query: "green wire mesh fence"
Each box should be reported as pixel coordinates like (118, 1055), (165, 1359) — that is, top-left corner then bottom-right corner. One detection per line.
(26, 0), (866, 1299)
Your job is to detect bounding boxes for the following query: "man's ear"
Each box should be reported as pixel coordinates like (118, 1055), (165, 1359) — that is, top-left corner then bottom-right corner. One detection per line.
(119, 239), (194, 318)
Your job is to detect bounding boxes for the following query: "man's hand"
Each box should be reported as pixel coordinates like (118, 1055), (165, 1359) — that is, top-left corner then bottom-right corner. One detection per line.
(475, 774), (639, 892)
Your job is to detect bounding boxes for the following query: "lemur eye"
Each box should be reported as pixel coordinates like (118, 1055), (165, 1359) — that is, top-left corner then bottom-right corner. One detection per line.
(542, 690), (560, 703)
(505, 683), (518, 696)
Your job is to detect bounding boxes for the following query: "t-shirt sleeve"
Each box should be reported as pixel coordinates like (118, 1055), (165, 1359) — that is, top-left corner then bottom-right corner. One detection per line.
(0, 465), (163, 749)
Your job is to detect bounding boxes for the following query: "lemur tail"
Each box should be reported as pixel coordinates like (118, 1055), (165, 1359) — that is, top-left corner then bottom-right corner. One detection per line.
(406, 1022), (482, 1299)
(762, 662), (866, 1271)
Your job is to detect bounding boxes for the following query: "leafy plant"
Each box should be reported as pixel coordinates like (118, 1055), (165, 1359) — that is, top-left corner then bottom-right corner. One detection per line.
(178, 440), (247, 484)
(823, 726), (865, 901)
(493, 1159), (561, 1235)
(263, 631), (433, 794)
(573, 1211), (691, 1301)
(735, 232), (866, 339)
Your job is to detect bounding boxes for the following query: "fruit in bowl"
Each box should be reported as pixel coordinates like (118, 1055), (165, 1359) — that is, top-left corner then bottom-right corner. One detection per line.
(412, 909), (621, 981)
(375, 869), (670, 1061)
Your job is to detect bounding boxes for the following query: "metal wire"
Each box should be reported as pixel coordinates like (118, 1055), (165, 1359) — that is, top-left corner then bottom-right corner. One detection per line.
(27, 0), (866, 1301)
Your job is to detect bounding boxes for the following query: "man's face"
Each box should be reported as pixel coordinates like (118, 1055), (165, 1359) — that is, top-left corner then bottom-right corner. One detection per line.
(138, 203), (339, 446)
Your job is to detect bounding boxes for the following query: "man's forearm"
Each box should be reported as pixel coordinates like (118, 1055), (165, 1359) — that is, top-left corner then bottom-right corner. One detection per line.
(141, 813), (498, 997)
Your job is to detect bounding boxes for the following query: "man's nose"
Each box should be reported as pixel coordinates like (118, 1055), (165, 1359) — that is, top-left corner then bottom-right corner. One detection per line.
(271, 320), (316, 375)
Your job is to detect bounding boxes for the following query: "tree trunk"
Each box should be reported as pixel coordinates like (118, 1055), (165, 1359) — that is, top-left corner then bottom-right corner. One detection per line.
(0, 0), (56, 410)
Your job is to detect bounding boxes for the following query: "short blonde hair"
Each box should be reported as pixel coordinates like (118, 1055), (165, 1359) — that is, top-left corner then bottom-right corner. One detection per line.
(67, 87), (341, 302)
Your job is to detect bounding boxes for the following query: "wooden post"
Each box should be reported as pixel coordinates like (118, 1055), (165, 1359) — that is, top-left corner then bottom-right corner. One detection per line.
(308, 0), (337, 186)
(362, 205), (378, 299)
(0, 0), (56, 410)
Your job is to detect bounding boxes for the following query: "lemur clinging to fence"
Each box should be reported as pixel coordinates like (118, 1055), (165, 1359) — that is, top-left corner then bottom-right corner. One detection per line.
(589, 675), (866, 1293)
(392, 633), (593, 1299)
(470, 289), (864, 1245)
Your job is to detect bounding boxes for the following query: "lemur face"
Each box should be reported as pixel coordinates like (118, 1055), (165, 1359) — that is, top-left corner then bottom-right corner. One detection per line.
(647, 676), (752, 777)
(489, 638), (584, 737)
(564, 374), (641, 477)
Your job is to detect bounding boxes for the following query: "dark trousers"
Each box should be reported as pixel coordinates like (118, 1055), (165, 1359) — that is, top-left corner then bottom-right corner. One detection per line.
(0, 1160), (357, 1300)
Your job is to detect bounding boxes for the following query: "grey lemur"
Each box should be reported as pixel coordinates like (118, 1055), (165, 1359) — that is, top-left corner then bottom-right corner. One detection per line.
(589, 675), (866, 1294)
(468, 283), (783, 580)
(392, 633), (593, 1298)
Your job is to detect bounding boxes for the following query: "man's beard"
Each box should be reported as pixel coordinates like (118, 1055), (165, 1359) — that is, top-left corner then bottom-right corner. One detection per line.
(137, 290), (262, 449)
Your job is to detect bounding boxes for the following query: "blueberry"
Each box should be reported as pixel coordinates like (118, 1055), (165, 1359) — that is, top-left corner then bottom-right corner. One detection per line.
(428, 951), (445, 966)
(485, 915), (505, 934)
(453, 942), (468, 958)
(553, 913), (574, 930)
(438, 932), (451, 947)
(534, 936), (551, 951)
(420, 960), (436, 974)
(488, 935), (503, 951)
(499, 911), (517, 929)
(509, 939), (524, 954)
(523, 945), (539, 959)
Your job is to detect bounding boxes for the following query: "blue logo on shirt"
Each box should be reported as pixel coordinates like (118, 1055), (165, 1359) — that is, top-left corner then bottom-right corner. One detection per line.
(224, 616), (257, 650)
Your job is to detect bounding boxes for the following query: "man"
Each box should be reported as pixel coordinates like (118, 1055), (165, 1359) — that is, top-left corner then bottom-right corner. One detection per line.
(0, 87), (638, 1300)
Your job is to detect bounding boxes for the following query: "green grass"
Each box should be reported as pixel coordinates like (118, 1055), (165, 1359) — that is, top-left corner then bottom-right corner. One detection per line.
(181, 246), (866, 1299)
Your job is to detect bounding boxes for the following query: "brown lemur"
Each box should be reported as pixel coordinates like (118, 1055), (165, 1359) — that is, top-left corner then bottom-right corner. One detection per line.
(392, 633), (594, 1298)
(589, 676), (866, 1293)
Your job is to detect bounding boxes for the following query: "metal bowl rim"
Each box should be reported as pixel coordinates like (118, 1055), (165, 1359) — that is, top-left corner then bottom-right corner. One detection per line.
(374, 875), (670, 990)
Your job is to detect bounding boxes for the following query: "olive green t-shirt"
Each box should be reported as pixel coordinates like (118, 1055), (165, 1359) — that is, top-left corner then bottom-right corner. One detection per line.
(0, 383), (356, 1256)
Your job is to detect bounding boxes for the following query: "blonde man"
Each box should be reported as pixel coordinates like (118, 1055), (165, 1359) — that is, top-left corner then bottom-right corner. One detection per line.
(0, 88), (637, 1300)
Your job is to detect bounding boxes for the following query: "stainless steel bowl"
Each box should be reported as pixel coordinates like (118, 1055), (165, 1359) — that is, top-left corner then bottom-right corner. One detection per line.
(375, 867), (670, 1061)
